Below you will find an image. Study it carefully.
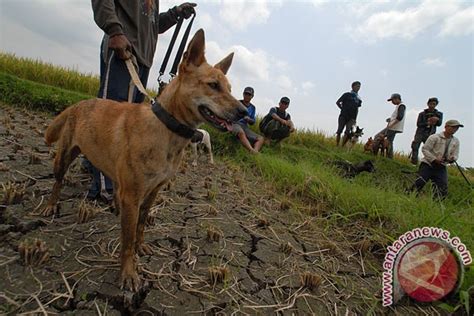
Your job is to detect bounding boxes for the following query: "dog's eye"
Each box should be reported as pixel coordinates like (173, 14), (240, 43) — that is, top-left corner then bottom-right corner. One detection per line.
(208, 82), (220, 91)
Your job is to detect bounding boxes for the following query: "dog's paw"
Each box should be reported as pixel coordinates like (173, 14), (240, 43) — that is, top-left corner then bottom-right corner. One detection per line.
(39, 204), (60, 217)
(120, 269), (140, 292)
(137, 243), (154, 256)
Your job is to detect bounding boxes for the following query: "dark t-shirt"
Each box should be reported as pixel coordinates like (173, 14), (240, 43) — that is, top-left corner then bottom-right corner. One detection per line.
(336, 92), (362, 119)
(269, 107), (291, 120)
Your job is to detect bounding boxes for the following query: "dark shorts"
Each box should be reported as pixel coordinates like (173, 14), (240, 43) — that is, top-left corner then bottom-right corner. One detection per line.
(231, 123), (260, 144)
(336, 115), (356, 135)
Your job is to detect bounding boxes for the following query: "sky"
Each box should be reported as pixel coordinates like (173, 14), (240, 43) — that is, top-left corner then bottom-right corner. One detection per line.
(1, 0), (473, 166)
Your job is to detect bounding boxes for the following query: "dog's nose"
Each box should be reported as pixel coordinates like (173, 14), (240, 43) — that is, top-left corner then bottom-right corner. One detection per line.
(237, 105), (248, 119)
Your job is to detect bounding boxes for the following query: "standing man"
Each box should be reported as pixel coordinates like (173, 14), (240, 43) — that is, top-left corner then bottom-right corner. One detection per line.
(230, 87), (264, 153)
(335, 81), (362, 146)
(259, 96), (295, 142)
(373, 93), (406, 159)
(411, 120), (463, 199)
(410, 97), (443, 165)
(88, 1), (197, 200)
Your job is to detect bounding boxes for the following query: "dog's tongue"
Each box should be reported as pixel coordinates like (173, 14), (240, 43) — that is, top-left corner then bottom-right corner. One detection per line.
(224, 121), (233, 131)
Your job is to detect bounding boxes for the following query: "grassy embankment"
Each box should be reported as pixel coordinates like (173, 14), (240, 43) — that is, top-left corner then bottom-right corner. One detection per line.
(1, 52), (473, 287)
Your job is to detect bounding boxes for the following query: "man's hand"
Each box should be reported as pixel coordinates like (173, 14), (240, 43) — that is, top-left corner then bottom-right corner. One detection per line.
(108, 34), (132, 60)
(176, 2), (196, 19)
(432, 158), (444, 166)
(446, 157), (456, 164)
(427, 117), (439, 125)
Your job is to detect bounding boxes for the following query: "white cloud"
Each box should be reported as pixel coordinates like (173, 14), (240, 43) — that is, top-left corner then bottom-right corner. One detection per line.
(218, 0), (280, 31)
(311, 0), (329, 8)
(422, 57), (446, 67)
(345, 0), (391, 17)
(440, 6), (474, 37)
(276, 75), (294, 93)
(301, 81), (315, 96)
(355, 0), (462, 42)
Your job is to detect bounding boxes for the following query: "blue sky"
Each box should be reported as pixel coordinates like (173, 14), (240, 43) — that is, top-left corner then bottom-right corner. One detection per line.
(1, 0), (473, 166)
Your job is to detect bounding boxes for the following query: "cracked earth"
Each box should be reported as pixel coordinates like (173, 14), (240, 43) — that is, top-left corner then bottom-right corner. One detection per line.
(0, 104), (441, 315)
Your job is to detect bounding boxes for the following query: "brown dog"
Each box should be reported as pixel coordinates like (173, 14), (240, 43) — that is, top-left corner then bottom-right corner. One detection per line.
(364, 137), (373, 153)
(41, 29), (246, 291)
(372, 134), (390, 156)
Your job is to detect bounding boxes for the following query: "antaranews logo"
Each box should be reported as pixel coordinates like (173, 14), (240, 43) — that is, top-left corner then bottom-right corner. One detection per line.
(382, 227), (472, 306)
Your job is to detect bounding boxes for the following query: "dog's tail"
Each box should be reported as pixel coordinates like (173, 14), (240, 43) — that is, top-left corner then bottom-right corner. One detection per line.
(44, 106), (74, 146)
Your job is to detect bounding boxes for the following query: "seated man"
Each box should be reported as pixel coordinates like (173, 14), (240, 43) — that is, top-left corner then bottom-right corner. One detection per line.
(230, 87), (264, 153)
(259, 96), (295, 142)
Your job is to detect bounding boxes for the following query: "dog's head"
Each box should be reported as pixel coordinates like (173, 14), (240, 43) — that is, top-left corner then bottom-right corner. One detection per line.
(161, 29), (247, 131)
(364, 137), (373, 148)
(354, 126), (364, 137)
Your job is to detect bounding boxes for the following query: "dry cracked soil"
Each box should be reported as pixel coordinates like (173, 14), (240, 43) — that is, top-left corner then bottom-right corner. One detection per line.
(0, 104), (442, 315)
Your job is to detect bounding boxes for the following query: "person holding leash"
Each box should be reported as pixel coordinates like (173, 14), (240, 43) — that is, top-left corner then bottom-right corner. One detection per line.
(335, 81), (362, 146)
(410, 120), (463, 199)
(230, 87), (265, 153)
(410, 97), (443, 165)
(88, 0), (197, 201)
(373, 93), (406, 159)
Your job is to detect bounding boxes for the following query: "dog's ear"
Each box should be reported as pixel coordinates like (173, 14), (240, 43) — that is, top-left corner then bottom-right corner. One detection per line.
(214, 52), (234, 75)
(183, 29), (206, 68)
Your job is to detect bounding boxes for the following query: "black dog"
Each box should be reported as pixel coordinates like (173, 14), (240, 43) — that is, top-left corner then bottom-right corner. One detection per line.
(333, 159), (375, 178)
(347, 126), (364, 150)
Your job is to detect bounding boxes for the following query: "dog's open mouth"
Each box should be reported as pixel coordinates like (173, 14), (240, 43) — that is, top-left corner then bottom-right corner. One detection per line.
(198, 105), (232, 132)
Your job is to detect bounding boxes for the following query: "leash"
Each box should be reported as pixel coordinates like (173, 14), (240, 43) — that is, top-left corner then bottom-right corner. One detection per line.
(454, 161), (472, 187)
(158, 13), (196, 94)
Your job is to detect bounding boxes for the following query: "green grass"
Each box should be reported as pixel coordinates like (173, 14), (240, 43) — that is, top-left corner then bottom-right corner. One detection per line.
(1, 52), (472, 308)
(0, 71), (91, 113)
(0, 52), (100, 96)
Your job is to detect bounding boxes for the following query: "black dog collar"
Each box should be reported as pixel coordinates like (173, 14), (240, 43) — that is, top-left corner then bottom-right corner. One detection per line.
(151, 100), (197, 139)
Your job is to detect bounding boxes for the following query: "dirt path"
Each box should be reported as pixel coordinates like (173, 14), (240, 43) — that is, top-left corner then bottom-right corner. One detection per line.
(0, 104), (439, 315)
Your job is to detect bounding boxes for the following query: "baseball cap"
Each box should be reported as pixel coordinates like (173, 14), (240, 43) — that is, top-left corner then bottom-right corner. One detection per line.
(445, 119), (464, 128)
(387, 93), (401, 101)
(280, 96), (290, 104)
(427, 97), (439, 104)
(243, 87), (254, 95)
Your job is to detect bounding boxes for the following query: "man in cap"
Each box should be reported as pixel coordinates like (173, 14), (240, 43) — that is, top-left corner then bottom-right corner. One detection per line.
(335, 81), (362, 146)
(230, 87), (264, 153)
(259, 96), (295, 142)
(410, 120), (463, 199)
(410, 97), (443, 165)
(372, 93), (406, 159)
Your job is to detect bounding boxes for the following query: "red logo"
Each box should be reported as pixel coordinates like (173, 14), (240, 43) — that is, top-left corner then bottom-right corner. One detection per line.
(396, 240), (460, 302)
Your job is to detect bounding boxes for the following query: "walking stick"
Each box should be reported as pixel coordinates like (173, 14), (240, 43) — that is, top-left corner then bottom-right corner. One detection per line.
(454, 161), (472, 187)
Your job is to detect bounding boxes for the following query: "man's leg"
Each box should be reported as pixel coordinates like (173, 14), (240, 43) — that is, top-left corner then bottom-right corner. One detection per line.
(385, 130), (397, 159)
(336, 115), (346, 146)
(232, 124), (255, 153)
(410, 131), (426, 165)
(431, 166), (448, 199)
(341, 119), (355, 147)
(243, 126), (264, 152)
(411, 162), (432, 194)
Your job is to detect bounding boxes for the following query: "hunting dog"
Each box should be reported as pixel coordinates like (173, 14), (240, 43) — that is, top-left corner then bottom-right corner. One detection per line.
(333, 159), (375, 178)
(372, 134), (390, 157)
(346, 126), (364, 151)
(364, 137), (373, 153)
(41, 29), (246, 291)
(190, 128), (213, 166)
